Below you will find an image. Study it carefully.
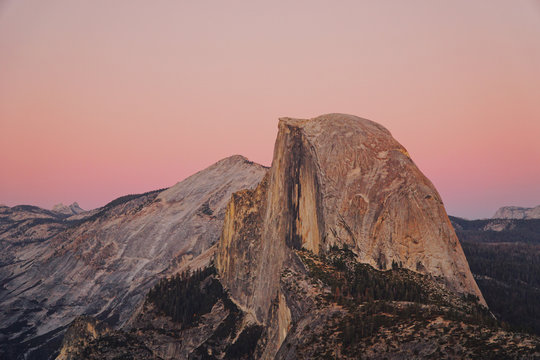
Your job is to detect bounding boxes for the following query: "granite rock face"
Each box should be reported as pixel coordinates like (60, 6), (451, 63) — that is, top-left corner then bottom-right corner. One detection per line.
(0, 155), (267, 359)
(217, 114), (485, 356)
(51, 203), (86, 216)
(493, 205), (540, 220)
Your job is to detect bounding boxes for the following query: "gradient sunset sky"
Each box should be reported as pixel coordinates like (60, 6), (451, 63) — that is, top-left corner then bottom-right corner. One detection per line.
(1, 1), (539, 219)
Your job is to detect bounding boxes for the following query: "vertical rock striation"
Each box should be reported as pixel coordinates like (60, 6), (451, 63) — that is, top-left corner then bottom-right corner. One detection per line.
(217, 114), (485, 356)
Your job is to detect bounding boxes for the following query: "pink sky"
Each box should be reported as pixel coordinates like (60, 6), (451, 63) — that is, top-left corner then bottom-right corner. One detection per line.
(1, 1), (539, 219)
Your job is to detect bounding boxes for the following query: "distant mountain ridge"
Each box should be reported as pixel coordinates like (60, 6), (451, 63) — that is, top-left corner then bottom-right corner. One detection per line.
(52, 202), (85, 216)
(493, 205), (540, 219)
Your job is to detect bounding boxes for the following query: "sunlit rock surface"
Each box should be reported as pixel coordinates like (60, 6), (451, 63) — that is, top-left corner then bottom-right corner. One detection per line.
(217, 114), (485, 357)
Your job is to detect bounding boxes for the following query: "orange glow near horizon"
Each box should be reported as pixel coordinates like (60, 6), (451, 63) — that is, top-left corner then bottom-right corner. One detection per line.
(1, 1), (539, 219)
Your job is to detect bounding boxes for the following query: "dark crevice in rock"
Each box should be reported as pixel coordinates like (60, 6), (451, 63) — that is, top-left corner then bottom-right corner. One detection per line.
(284, 124), (325, 253)
(286, 126), (304, 250)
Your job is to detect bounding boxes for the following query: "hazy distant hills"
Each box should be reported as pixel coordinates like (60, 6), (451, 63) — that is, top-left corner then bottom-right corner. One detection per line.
(493, 205), (540, 219)
(450, 215), (540, 335)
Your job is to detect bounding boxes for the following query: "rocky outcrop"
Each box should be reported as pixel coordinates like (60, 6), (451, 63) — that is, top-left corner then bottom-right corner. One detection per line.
(217, 114), (485, 357)
(56, 265), (265, 360)
(0, 155), (267, 360)
(56, 316), (112, 360)
(52, 202), (86, 216)
(493, 205), (540, 219)
(56, 315), (157, 360)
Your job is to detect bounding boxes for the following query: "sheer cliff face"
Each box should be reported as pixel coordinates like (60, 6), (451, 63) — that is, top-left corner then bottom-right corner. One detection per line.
(217, 114), (485, 329)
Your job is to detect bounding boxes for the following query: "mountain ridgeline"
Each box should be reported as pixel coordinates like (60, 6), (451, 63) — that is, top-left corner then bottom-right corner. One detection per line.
(2, 114), (540, 359)
(0, 156), (267, 359)
(493, 205), (540, 220)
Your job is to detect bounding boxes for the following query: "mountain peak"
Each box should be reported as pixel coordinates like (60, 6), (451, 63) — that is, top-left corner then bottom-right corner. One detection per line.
(216, 154), (251, 164)
(52, 202), (85, 216)
(157, 155), (267, 204)
(217, 114), (485, 333)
